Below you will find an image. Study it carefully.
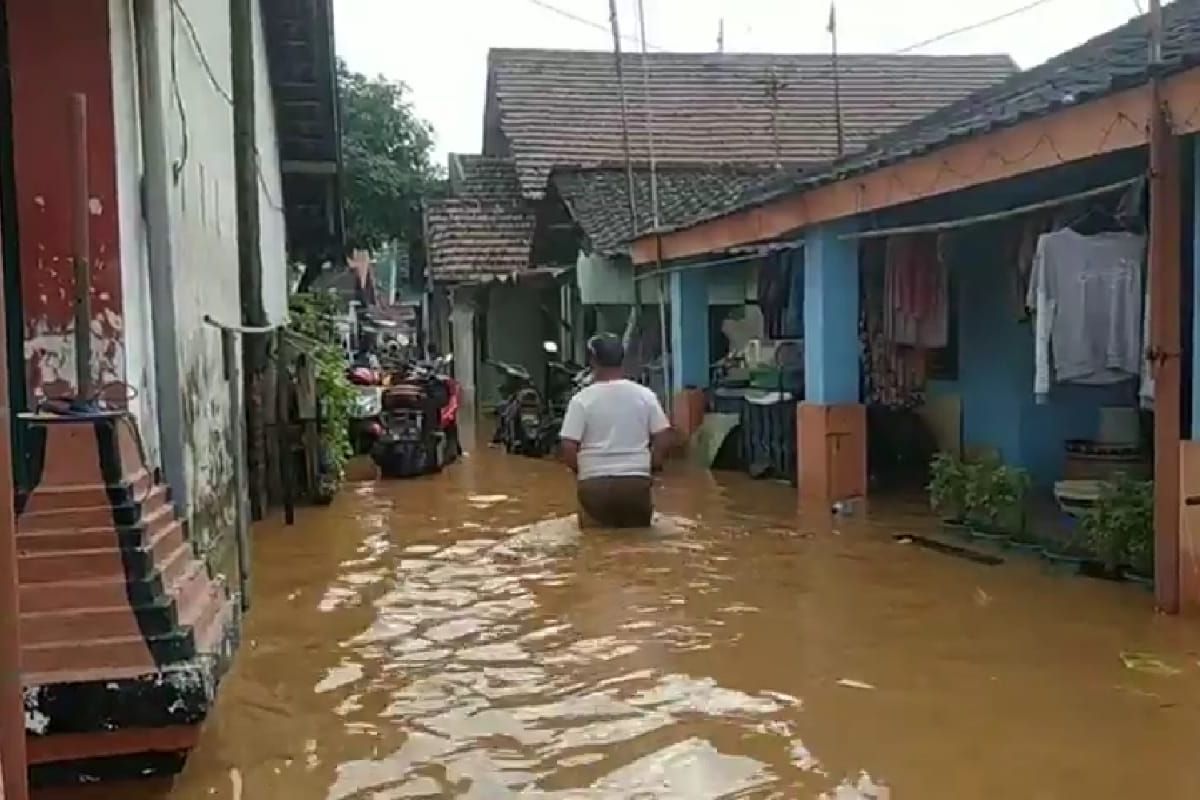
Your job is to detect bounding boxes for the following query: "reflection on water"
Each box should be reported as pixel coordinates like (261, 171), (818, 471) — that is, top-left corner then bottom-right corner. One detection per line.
(64, 439), (1200, 799)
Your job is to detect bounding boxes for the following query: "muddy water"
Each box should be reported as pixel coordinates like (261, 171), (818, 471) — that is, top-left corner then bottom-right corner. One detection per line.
(117, 434), (1200, 798)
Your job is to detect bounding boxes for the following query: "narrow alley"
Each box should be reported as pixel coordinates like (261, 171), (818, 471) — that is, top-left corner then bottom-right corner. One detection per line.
(68, 435), (1200, 799)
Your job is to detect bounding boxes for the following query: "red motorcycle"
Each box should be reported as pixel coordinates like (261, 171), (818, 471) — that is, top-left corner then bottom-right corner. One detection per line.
(371, 355), (462, 478)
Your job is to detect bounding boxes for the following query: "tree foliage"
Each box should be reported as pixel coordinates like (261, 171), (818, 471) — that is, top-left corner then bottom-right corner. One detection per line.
(339, 60), (442, 252)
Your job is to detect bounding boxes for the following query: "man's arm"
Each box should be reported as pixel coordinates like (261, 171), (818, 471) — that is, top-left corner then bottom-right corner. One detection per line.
(559, 396), (585, 473)
(647, 391), (672, 472)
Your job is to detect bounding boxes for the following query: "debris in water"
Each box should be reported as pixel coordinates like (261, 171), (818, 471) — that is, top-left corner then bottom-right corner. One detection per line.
(973, 587), (993, 607)
(836, 679), (876, 691)
(1121, 652), (1182, 677)
(468, 494), (509, 507)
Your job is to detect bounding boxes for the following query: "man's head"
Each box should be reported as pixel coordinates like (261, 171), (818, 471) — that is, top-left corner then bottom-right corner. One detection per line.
(587, 333), (625, 378)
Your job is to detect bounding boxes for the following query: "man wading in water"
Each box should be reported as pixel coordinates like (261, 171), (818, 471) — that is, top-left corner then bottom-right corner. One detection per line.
(559, 333), (673, 528)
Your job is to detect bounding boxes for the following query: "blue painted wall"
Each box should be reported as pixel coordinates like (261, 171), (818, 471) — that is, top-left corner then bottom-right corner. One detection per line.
(670, 268), (709, 392)
(951, 228), (1134, 487)
(804, 225), (859, 404)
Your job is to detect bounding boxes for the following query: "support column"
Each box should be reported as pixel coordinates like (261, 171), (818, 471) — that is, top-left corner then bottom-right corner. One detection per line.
(799, 224), (866, 505)
(669, 268), (708, 438)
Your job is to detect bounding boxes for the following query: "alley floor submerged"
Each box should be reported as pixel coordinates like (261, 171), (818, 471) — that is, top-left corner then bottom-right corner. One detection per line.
(62, 436), (1200, 799)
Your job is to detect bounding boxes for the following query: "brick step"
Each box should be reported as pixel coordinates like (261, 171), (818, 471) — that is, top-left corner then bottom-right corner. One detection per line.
(19, 601), (177, 646)
(19, 558), (206, 614)
(18, 470), (156, 513)
(18, 529), (191, 585)
(18, 503), (143, 534)
(20, 627), (196, 675)
(15, 504), (176, 553)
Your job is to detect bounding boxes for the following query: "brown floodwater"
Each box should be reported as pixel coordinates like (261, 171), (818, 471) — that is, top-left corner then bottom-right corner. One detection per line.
(55, 425), (1200, 798)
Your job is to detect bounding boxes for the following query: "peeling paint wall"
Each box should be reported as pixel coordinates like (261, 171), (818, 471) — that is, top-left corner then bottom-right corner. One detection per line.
(8, 0), (126, 406)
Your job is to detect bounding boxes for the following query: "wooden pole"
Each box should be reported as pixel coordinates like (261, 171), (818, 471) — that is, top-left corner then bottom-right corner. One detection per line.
(69, 94), (93, 403)
(276, 331), (294, 526)
(1148, 0), (1181, 612)
(0, 166), (28, 800)
(231, 0), (268, 518)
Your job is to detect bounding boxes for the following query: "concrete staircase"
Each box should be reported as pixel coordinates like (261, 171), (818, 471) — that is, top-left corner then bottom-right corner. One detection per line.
(13, 414), (237, 785)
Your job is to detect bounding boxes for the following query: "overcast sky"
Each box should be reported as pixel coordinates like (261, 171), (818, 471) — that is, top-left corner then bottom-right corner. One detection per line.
(334, 0), (1154, 164)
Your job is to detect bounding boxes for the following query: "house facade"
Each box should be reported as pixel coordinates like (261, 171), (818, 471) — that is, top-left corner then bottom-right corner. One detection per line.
(629, 1), (1200, 613)
(0, 0), (336, 793)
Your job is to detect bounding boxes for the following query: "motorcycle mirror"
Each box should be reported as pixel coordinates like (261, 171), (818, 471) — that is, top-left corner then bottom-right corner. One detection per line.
(543, 341), (559, 354)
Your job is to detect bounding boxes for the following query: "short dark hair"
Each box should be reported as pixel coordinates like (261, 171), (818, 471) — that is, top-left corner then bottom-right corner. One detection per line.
(587, 333), (624, 368)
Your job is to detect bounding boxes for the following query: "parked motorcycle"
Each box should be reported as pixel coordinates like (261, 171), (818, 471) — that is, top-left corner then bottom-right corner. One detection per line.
(490, 356), (546, 457)
(491, 342), (590, 458)
(371, 354), (462, 478)
(347, 365), (385, 455)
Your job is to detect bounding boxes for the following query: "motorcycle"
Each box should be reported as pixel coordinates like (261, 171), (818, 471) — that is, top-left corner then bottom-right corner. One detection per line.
(491, 342), (590, 458)
(347, 365), (385, 455)
(490, 357), (546, 457)
(371, 354), (462, 478)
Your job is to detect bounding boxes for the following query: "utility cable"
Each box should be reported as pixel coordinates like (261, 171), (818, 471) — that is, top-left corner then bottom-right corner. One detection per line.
(169, 0), (286, 212)
(893, 0), (1060, 54)
(527, 0), (663, 50)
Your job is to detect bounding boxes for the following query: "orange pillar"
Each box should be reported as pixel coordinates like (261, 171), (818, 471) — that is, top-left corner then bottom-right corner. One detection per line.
(1149, 83), (1182, 614)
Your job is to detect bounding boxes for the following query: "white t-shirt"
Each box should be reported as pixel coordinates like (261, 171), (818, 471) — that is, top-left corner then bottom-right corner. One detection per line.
(559, 379), (671, 480)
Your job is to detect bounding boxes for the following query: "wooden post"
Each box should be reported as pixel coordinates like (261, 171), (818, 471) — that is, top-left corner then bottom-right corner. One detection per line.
(276, 332), (294, 526)
(231, 0), (268, 517)
(0, 182), (28, 800)
(69, 94), (92, 403)
(1149, 78), (1182, 614)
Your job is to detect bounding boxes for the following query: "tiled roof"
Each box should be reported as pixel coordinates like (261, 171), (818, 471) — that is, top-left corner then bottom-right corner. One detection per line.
(657, 1), (1200, 236)
(552, 165), (780, 255)
(424, 199), (534, 284)
(448, 154), (524, 201)
(486, 48), (1018, 198)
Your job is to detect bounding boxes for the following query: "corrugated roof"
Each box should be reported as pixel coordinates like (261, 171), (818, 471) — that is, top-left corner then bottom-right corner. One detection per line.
(653, 1), (1200, 238)
(424, 199), (534, 284)
(486, 48), (1018, 198)
(552, 164), (781, 255)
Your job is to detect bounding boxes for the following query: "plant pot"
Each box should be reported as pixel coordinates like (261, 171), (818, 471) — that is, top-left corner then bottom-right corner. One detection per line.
(1041, 547), (1088, 574)
(1121, 566), (1154, 590)
(1007, 538), (1044, 556)
(969, 525), (1009, 545)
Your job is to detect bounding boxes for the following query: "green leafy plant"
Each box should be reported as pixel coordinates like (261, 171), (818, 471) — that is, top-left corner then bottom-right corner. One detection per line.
(962, 459), (1029, 536)
(927, 452), (968, 522)
(287, 293), (355, 491)
(991, 465), (1031, 536)
(1084, 474), (1153, 575)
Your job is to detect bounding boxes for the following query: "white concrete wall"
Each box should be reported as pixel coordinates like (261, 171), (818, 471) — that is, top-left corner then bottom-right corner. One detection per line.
(116, 0), (286, 578)
(252, 5), (289, 325)
(110, 0), (161, 464)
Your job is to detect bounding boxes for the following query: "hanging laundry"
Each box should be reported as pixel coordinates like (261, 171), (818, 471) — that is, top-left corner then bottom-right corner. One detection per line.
(1026, 228), (1146, 402)
(757, 252), (793, 337)
(884, 234), (948, 348)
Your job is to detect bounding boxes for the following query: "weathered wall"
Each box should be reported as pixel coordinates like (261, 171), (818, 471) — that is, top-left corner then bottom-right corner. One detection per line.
(141, 0), (244, 579)
(252, 4), (288, 326)
(8, 0), (125, 405)
(110, 0), (160, 464)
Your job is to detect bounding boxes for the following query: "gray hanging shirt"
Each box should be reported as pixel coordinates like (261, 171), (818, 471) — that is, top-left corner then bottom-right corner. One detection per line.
(1026, 228), (1145, 399)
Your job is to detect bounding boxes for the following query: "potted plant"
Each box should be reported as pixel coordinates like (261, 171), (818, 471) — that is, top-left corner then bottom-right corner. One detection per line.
(993, 465), (1032, 548)
(1081, 474), (1153, 584)
(967, 463), (1028, 544)
(928, 452), (968, 528)
(965, 461), (1005, 542)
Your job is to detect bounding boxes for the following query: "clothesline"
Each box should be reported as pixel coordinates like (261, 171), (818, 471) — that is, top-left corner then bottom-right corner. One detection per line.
(840, 176), (1145, 242)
